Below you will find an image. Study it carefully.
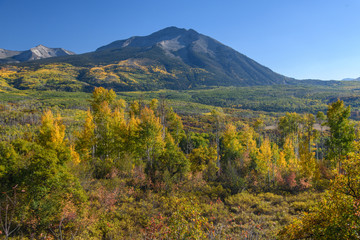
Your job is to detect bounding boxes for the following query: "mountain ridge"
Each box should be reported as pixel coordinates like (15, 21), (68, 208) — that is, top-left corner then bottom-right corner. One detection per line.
(0, 45), (75, 63)
(342, 77), (360, 81)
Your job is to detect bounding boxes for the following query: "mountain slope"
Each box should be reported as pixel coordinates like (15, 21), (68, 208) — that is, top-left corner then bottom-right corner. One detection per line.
(0, 45), (75, 63)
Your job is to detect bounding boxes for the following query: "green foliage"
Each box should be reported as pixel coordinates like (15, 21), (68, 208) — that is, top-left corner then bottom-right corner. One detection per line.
(158, 134), (190, 183)
(279, 112), (300, 136)
(2, 84), (360, 239)
(165, 197), (211, 239)
(279, 153), (360, 239)
(0, 139), (86, 237)
(0, 141), (18, 179)
(326, 99), (355, 170)
(225, 191), (321, 239)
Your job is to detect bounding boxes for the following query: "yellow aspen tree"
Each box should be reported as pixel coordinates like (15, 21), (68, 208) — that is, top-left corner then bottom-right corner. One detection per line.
(70, 144), (81, 165)
(38, 110), (66, 149)
(113, 98), (127, 113)
(158, 132), (190, 182)
(238, 122), (259, 167)
(138, 107), (165, 177)
(299, 141), (316, 180)
(326, 99), (355, 173)
(222, 123), (244, 169)
(94, 101), (113, 159)
(283, 135), (299, 173)
(126, 115), (141, 156)
(189, 145), (217, 174)
(271, 142), (284, 186)
(277, 151), (288, 173)
(299, 113), (317, 180)
(238, 122), (257, 152)
(88, 87), (118, 160)
(111, 105), (127, 149)
(165, 107), (184, 146)
(257, 137), (273, 186)
(211, 109), (225, 174)
(90, 87), (116, 114)
(75, 109), (95, 161)
(222, 123), (242, 154)
(37, 110), (74, 166)
(129, 100), (140, 117)
(279, 112), (300, 158)
(149, 98), (158, 112)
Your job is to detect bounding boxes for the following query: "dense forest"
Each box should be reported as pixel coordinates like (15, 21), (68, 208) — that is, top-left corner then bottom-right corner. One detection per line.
(1, 86), (360, 239)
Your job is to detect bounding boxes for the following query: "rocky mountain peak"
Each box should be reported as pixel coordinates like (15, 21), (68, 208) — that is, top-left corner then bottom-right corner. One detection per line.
(0, 45), (75, 63)
(96, 27), (202, 52)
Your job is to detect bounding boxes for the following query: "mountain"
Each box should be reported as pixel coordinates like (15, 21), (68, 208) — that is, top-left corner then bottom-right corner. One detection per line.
(0, 27), (296, 91)
(93, 27), (293, 86)
(342, 77), (360, 81)
(0, 49), (22, 59)
(0, 45), (75, 63)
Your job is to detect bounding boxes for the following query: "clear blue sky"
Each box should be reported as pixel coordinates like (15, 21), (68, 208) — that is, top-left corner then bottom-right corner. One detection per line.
(1, 0), (360, 80)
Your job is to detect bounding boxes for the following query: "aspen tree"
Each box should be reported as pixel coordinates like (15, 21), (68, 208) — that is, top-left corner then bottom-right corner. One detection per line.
(326, 99), (355, 173)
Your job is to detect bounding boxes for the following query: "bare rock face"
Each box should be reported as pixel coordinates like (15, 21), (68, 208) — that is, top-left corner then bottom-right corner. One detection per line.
(0, 49), (22, 59)
(0, 45), (75, 63)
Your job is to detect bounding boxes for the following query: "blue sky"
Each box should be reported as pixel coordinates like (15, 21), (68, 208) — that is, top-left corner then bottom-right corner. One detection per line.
(1, 0), (360, 80)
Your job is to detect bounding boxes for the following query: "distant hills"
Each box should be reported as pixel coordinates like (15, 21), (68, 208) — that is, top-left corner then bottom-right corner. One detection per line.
(342, 77), (360, 81)
(0, 45), (75, 63)
(0, 27), (327, 92)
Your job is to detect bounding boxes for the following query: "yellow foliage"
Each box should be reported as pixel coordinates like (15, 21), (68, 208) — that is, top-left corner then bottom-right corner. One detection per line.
(150, 65), (175, 77)
(70, 144), (81, 165)
(75, 109), (95, 160)
(89, 67), (121, 82)
(0, 67), (18, 78)
(38, 110), (67, 150)
(222, 123), (243, 154)
(150, 99), (158, 111)
(139, 107), (165, 155)
(127, 115), (140, 135)
(257, 138), (273, 177)
(239, 123), (258, 152)
(283, 136), (299, 172)
(277, 151), (288, 172)
(129, 101), (140, 117)
(189, 145), (217, 172)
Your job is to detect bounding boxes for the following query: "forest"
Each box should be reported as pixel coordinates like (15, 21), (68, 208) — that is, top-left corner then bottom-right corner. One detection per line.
(0, 85), (360, 239)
